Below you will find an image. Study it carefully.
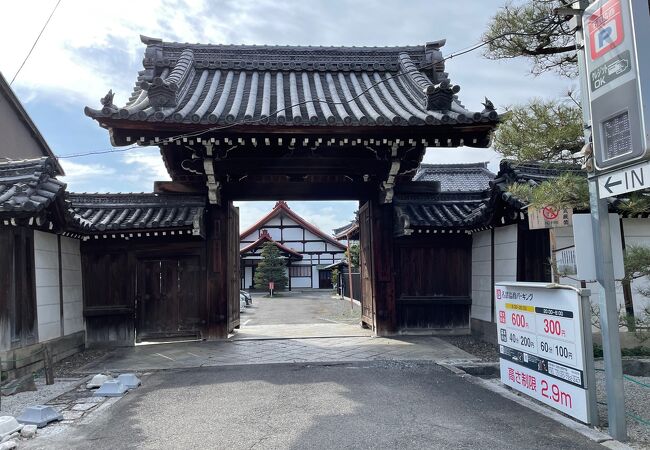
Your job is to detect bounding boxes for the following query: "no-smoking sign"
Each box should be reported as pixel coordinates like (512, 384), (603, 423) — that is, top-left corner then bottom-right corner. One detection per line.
(588, 0), (625, 60)
(542, 206), (559, 221)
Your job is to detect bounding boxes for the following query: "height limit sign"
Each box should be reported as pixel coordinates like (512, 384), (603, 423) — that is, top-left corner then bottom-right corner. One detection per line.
(583, 0), (650, 172)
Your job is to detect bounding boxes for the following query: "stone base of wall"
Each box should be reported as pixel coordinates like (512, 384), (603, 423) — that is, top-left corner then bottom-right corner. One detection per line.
(592, 331), (649, 350)
(0, 331), (85, 380)
(471, 318), (497, 345)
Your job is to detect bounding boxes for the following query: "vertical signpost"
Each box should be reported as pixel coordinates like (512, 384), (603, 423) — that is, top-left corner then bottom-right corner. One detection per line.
(572, 0), (650, 440)
(495, 282), (598, 424)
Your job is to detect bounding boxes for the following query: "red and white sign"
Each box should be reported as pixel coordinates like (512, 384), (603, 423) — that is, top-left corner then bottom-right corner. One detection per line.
(588, 0), (625, 60)
(528, 206), (573, 230)
(495, 283), (594, 423)
(269, 281), (275, 291)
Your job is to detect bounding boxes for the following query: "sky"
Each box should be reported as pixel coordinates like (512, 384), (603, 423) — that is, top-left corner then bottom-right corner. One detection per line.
(0, 0), (576, 234)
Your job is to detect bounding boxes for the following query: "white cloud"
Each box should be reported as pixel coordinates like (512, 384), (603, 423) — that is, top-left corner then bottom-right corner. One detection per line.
(59, 159), (115, 192)
(120, 149), (171, 191)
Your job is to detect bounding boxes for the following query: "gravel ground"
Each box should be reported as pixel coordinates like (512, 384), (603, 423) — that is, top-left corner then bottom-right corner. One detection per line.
(595, 360), (650, 449)
(0, 377), (81, 417)
(439, 335), (499, 362)
(54, 349), (111, 377)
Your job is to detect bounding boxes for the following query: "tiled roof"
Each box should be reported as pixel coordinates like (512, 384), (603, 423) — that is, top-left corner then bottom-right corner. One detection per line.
(0, 157), (66, 215)
(395, 196), (489, 231)
(240, 230), (303, 260)
(84, 37), (498, 130)
(66, 193), (205, 233)
(493, 160), (586, 210)
(413, 162), (494, 192)
(393, 182), (491, 234)
(240, 201), (346, 249)
(333, 220), (359, 240)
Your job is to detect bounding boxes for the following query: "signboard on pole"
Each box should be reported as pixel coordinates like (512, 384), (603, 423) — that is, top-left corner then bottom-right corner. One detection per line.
(573, 214), (625, 280)
(528, 206), (573, 230)
(495, 282), (597, 424)
(583, 0), (650, 171)
(597, 159), (650, 198)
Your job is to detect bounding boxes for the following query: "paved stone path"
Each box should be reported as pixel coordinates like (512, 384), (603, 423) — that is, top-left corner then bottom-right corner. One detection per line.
(83, 335), (478, 372)
(82, 290), (477, 372)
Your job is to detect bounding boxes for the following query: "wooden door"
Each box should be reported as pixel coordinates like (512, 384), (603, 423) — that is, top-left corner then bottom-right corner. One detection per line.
(318, 270), (333, 289)
(227, 203), (240, 332)
(358, 202), (376, 330)
(136, 256), (201, 342)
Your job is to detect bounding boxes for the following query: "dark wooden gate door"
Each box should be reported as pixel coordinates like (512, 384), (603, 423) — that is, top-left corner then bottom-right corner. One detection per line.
(318, 270), (333, 289)
(359, 202), (376, 330)
(136, 256), (202, 342)
(227, 203), (240, 332)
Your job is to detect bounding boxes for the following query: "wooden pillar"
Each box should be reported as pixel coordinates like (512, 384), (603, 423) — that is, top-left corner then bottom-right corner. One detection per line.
(362, 200), (397, 336)
(205, 204), (229, 339)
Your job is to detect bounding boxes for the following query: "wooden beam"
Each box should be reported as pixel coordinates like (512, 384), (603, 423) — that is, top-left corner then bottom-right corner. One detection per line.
(222, 182), (376, 201)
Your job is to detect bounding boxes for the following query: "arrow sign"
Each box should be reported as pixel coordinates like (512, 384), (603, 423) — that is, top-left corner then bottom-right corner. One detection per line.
(598, 160), (650, 198)
(603, 176), (622, 193)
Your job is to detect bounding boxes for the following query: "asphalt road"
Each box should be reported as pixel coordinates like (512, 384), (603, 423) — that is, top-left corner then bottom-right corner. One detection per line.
(27, 361), (603, 450)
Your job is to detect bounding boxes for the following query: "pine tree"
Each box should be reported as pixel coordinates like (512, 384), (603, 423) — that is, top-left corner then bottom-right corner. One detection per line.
(254, 242), (288, 290)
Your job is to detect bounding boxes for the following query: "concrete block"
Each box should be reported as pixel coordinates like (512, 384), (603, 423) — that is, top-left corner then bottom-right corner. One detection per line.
(20, 424), (37, 438)
(17, 405), (63, 428)
(0, 440), (17, 449)
(2, 375), (37, 396)
(116, 373), (141, 389)
(0, 417), (21, 440)
(93, 380), (128, 397)
(87, 374), (113, 389)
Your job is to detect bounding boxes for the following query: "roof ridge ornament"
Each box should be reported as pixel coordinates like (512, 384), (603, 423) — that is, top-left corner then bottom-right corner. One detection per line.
(146, 48), (196, 108)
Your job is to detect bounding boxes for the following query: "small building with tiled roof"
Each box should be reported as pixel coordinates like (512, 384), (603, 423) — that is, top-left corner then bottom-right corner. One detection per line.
(240, 201), (346, 290)
(414, 162), (494, 192)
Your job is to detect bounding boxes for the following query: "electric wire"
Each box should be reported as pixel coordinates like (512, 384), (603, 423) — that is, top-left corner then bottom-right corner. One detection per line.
(10, 0), (62, 86)
(52, 14), (557, 160)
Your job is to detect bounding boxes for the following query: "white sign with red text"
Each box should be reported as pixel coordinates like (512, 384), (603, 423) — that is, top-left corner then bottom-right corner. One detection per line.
(495, 282), (592, 423)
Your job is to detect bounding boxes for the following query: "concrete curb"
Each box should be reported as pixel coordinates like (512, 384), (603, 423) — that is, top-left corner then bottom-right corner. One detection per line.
(436, 362), (633, 449)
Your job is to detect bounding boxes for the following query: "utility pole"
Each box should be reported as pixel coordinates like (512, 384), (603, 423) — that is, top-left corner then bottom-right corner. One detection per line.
(568, 0), (627, 440)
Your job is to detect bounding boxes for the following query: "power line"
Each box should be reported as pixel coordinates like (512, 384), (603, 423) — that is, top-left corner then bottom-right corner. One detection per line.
(10, 0), (62, 86)
(56, 15), (555, 160)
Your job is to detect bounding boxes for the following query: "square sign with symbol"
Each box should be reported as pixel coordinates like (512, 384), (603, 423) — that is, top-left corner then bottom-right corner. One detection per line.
(588, 0), (624, 60)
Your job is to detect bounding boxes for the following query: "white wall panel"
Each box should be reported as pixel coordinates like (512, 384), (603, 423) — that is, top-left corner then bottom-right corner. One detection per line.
(266, 227), (281, 240)
(60, 236), (83, 335)
(34, 231), (61, 342)
(291, 277), (311, 288)
(305, 241), (326, 252)
(471, 229), (492, 322)
(282, 228), (303, 241)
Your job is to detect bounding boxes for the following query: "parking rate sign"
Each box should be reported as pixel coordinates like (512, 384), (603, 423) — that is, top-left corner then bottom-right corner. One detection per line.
(495, 283), (594, 423)
(584, 0), (650, 171)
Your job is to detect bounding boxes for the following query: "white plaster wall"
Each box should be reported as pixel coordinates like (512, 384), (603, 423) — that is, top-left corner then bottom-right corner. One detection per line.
(471, 225), (517, 324)
(240, 231), (258, 244)
(283, 241), (304, 252)
(556, 219), (650, 322)
(305, 241), (326, 252)
(304, 230), (320, 241)
(312, 268), (320, 288)
(33, 232), (84, 342)
(291, 277), (311, 288)
(622, 219), (650, 317)
(266, 227), (282, 240)
(471, 229), (492, 322)
(244, 266), (253, 289)
(61, 236), (83, 334)
(34, 231), (61, 342)
(266, 215), (282, 226)
(282, 216), (299, 227)
(494, 225), (518, 285)
(283, 228), (303, 241)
